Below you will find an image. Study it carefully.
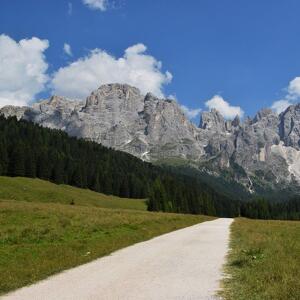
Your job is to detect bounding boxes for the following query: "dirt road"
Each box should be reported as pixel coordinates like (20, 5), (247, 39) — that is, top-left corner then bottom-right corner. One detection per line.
(3, 218), (233, 300)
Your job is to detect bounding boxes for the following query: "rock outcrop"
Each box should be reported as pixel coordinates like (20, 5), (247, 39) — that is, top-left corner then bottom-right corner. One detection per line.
(279, 104), (300, 150)
(1, 83), (300, 191)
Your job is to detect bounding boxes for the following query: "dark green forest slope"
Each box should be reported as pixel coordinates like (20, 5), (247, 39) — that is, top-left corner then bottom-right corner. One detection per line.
(0, 116), (299, 219)
(0, 116), (238, 217)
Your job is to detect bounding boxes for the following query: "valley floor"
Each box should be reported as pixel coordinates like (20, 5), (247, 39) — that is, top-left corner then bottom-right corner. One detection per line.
(2, 218), (232, 300)
(1, 177), (299, 299)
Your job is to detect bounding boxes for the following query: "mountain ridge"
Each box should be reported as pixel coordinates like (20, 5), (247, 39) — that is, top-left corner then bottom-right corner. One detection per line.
(1, 83), (300, 195)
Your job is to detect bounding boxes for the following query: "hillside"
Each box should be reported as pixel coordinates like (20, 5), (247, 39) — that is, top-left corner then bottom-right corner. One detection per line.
(0, 117), (299, 219)
(0, 176), (146, 211)
(0, 116), (240, 217)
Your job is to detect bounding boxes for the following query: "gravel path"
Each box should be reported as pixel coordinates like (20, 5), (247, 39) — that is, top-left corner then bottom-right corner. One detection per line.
(2, 218), (233, 300)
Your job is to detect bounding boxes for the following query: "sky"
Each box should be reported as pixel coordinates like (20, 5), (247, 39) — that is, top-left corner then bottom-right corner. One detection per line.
(1, 0), (300, 121)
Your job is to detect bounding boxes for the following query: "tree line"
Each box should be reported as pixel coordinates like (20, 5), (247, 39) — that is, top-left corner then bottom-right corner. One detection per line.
(240, 197), (300, 220)
(0, 116), (299, 220)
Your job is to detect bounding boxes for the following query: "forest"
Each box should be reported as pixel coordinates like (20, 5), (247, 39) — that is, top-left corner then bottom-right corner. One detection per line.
(0, 116), (299, 220)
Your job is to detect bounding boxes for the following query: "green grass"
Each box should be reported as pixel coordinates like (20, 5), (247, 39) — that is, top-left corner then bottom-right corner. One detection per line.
(221, 218), (300, 300)
(0, 176), (213, 294)
(0, 176), (146, 211)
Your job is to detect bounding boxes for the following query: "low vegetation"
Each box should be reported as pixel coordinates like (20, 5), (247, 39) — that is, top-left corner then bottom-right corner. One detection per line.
(221, 218), (300, 300)
(0, 176), (146, 211)
(0, 176), (213, 294)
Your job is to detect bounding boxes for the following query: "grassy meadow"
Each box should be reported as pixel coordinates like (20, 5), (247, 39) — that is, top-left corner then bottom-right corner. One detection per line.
(0, 176), (147, 211)
(0, 176), (213, 294)
(221, 218), (300, 300)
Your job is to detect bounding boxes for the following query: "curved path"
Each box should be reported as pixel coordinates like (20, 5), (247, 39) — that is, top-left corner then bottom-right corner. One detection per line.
(3, 218), (233, 300)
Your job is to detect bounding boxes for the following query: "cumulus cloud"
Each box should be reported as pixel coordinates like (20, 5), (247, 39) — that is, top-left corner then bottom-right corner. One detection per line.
(63, 43), (72, 56)
(205, 95), (244, 119)
(82, 0), (107, 11)
(0, 34), (49, 108)
(51, 43), (172, 99)
(180, 105), (202, 119)
(288, 77), (300, 97)
(271, 99), (292, 114)
(271, 77), (300, 114)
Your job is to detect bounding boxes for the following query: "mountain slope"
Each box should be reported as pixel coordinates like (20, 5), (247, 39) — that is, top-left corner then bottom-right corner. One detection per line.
(0, 116), (239, 217)
(1, 83), (300, 194)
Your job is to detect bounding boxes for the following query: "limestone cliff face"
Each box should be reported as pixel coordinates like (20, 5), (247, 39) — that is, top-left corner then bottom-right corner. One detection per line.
(1, 83), (300, 191)
(279, 104), (300, 150)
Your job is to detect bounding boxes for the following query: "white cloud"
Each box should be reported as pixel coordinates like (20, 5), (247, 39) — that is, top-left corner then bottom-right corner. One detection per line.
(271, 99), (292, 114)
(180, 105), (202, 119)
(51, 43), (172, 99)
(82, 0), (107, 11)
(287, 77), (300, 98)
(0, 34), (49, 108)
(63, 43), (72, 56)
(205, 95), (244, 119)
(271, 77), (300, 113)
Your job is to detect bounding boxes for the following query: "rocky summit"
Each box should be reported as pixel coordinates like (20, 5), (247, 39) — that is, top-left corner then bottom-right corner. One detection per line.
(1, 83), (300, 193)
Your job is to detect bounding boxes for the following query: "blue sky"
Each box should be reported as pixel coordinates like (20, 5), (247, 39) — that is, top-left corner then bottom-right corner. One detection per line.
(1, 0), (300, 120)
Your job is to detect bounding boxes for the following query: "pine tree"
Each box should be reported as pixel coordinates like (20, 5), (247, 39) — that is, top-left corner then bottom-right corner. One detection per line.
(25, 151), (36, 178)
(8, 143), (25, 177)
(52, 159), (64, 184)
(72, 165), (83, 187)
(0, 140), (8, 175)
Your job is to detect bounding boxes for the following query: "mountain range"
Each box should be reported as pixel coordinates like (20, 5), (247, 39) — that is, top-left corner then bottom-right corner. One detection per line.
(1, 83), (300, 196)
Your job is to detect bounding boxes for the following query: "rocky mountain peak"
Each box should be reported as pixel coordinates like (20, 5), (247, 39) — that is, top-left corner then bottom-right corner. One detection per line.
(84, 83), (144, 115)
(1, 83), (300, 192)
(253, 108), (277, 123)
(281, 103), (300, 114)
(231, 115), (241, 127)
(199, 108), (226, 132)
(31, 96), (83, 116)
(48, 95), (69, 106)
(0, 105), (27, 120)
(280, 103), (300, 149)
(85, 83), (142, 108)
(144, 92), (157, 101)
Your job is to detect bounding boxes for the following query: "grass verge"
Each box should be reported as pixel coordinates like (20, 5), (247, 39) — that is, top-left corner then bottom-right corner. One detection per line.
(0, 200), (213, 294)
(221, 218), (300, 300)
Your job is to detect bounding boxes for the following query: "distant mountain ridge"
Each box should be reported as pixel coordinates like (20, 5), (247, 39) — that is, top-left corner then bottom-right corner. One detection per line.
(1, 83), (300, 195)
